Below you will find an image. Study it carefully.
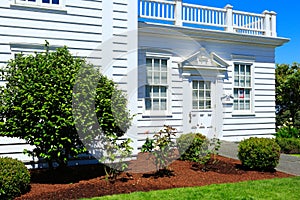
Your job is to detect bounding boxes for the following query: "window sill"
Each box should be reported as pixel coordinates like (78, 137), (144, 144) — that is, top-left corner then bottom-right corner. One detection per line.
(11, 2), (67, 12)
(232, 112), (256, 117)
(191, 109), (213, 112)
(142, 111), (172, 118)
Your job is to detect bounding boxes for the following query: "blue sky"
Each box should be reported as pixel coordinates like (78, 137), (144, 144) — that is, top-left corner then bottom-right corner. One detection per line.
(185, 0), (299, 64)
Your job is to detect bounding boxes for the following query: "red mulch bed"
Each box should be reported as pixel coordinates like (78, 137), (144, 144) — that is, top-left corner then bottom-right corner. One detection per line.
(16, 154), (293, 200)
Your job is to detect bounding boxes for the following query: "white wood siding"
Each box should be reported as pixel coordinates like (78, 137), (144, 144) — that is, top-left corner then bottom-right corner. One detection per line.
(0, 0), (138, 164)
(138, 24), (279, 144)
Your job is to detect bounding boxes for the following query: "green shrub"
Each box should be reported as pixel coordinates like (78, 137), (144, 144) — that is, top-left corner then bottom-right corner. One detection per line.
(238, 137), (281, 171)
(276, 126), (300, 138)
(177, 133), (220, 165)
(276, 137), (300, 154)
(0, 157), (30, 200)
(0, 42), (132, 168)
(141, 137), (154, 153)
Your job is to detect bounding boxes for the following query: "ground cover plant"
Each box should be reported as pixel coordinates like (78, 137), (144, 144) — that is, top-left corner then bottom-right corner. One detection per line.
(82, 177), (300, 200)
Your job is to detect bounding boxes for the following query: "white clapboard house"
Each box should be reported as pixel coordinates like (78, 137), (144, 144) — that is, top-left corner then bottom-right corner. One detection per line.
(0, 0), (289, 167)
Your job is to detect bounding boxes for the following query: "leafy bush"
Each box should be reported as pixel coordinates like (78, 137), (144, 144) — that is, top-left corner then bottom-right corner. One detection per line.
(140, 125), (177, 172)
(177, 133), (220, 165)
(276, 121), (300, 138)
(276, 137), (300, 154)
(0, 42), (132, 168)
(141, 137), (154, 153)
(152, 125), (177, 171)
(238, 137), (281, 171)
(0, 157), (30, 200)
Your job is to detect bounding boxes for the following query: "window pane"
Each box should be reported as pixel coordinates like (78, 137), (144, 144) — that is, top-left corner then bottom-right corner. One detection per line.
(206, 100), (211, 109)
(245, 100), (250, 109)
(206, 91), (211, 98)
(153, 86), (159, 97)
(193, 100), (198, 109)
(245, 89), (250, 99)
(199, 91), (204, 98)
(154, 72), (160, 84)
(145, 86), (151, 98)
(52, 0), (59, 4)
(192, 81), (198, 89)
(146, 58), (152, 70)
(161, 59), (167, 71)
(145, 99), (151, 110)
(240, 65), (245, 75)
(161, 86), (167, 97)
(154, 59), (160, 70)
(234, 65), (239, 73)
(205, 82), (211, 90)
(199, 101), (204, 109)
(153, 99), (159, 110)
(239, 89), (244, 98)
(240, 76), (245, 87)
(42, 0), (50, 3)
(192, 91), (198, 99)
(234, 76), (239, 86)
(147, 72), (152, 84)
(161, 99), (167, 110)
(234, 100), (238, 110)
(246, 65), (251, 75)
(199, 81), (204, 89)
(246, 77), (251, 87)
(240, 101), (244, 110)
(161, 72), (167, 84)
(234, 88), (238, 98)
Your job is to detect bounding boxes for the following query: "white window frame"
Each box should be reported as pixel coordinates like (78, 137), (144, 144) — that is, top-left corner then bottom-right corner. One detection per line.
(233, 62), (254, 114)
(192, 80), (212, 110)
(144, 53), (171, 116)
(13, 0), (65, 9)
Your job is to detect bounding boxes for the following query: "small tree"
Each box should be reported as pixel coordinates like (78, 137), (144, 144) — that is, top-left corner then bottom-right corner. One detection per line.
(0, 42), (132, 168)
(276, 63), (300, 130)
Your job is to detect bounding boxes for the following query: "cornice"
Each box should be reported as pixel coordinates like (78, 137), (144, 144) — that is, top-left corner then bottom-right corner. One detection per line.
(138, 22), (290, 48)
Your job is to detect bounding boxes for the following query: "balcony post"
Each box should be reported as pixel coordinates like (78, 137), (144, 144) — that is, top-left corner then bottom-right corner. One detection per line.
(270, 11), (277, 37)
(225, 4), (233, 32)
(263, 10), (271, 36)
(174, 0), (183, 26)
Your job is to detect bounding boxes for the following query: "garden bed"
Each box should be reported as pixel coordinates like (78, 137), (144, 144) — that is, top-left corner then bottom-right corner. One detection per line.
(16, 154), (293, 200)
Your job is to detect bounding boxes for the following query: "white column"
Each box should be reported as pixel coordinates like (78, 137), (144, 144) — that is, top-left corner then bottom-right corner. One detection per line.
(263, 10), (271, 36)
(270, 11), (277, 37)
(225, 4), (233, 32)
(174, 0), (183, 26)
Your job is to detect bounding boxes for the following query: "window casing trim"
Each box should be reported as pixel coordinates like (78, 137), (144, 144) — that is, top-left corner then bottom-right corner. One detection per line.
(143, 54), (172, 116)
(232, 62), (255, 115)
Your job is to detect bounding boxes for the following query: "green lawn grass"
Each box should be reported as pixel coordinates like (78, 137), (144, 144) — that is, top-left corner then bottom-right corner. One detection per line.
(81, 177), (300, 200)
(290, 154), (300, 157)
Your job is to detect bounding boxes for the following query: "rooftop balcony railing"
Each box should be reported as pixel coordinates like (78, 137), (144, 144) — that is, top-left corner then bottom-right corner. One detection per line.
(139, 0), (277, 37)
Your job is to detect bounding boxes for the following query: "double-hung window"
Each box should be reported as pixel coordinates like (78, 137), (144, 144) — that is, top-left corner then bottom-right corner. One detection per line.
(145, 58), (168, 111)
(233, 63), (252, 111)
(192, 80), (211, 110)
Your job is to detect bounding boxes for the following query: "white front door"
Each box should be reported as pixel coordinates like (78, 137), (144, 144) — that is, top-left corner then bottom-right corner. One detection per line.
(183, 76), (216, 138)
